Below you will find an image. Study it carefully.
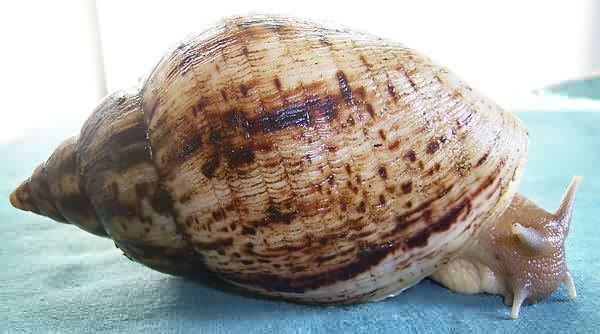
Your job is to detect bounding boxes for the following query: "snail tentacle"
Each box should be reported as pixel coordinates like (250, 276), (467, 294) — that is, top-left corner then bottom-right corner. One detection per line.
(432, 177), (581, 319)
(564, 271), (577, 300)
(511, 223), (544, 251)
(511, 288), (527, 320)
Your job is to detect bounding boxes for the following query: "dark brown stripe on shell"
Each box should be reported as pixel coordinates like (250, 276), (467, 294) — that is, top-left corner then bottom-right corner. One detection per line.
(115, 241), (207, 277)
(240, 83), (249, 96)
(194, 238), (234, 251)
(457, 113), (473, 127)
(251, 206), (297, 227)
(386, 79), (397, 101)
(359, 55), (372, 68)
(258, 96), (337, 133)
(110, 122), (148, 147)
(426, 140), (440, 154)
(113, 144), (152, 172)
(227, 146), (255, 167)
(274, 77), (282, 90)
(476, 152), (489, 167)
(175, 133), (203, 162)
(378, 166), (388, 179)
(241, 226), (257, 235)
(401, 181), (413, 194)
(336, 71), (354, 105)
(406, 198), (472, 248)
(202, 155), (220, 178)
(365, 103), (376, 119)
(223, 95), (339, 136)
(221, 241), (396, 293)
(389, 166), (502, 239)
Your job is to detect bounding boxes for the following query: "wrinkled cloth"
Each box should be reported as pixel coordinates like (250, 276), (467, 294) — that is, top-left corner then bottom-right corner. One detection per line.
(2, 112), (598, 333)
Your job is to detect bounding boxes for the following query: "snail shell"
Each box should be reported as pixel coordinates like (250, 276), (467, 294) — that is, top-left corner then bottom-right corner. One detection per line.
(10, 16), (580, 318)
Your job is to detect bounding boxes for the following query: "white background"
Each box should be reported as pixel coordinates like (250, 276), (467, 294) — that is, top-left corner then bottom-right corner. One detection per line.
(1, 0), (599, 144)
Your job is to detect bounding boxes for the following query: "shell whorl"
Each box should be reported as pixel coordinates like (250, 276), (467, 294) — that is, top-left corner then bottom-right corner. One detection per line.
(11, 16), (528, 302)
(76, 91), (203, 275)
(9, 136), (104, 236)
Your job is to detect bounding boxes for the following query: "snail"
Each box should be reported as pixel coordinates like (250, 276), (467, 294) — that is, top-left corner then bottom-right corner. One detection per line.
(9, 15), (581, 319)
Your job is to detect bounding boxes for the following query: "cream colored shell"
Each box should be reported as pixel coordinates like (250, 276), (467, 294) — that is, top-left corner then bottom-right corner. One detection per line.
(139, 16), (527, 302)
(10, 16), (528, 303)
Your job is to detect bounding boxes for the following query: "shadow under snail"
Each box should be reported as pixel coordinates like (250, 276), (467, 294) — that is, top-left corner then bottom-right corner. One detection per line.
(9, 15), (581, 319)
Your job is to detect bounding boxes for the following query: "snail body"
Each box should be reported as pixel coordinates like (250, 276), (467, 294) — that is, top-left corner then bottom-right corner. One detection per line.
(10, 16), (580, 319)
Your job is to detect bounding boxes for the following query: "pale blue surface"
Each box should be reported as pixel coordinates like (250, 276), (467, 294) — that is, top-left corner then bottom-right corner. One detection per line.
(1, 112), (599, 333)
(542, 75), (600, 100)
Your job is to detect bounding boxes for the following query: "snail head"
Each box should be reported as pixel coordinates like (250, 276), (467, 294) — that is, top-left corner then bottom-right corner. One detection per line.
(490, 176), (581, 319)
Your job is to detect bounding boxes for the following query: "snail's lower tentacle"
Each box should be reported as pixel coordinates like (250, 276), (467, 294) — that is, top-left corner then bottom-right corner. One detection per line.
(511, 288), (527, 320)
(564, 271), (577, 300)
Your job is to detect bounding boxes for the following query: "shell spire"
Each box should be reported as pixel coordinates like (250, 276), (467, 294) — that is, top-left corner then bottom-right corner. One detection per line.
(8, 137), (107, 236)
(9, 180), (36, 213)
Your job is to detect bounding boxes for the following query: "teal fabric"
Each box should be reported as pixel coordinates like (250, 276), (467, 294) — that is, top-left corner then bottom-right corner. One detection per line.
(542, 76), (600, 100)
(1, 112), (598, 333)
